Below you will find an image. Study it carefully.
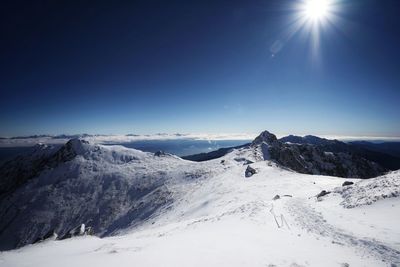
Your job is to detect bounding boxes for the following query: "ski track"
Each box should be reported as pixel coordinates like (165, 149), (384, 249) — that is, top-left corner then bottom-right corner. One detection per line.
(286, 198), (400, 266)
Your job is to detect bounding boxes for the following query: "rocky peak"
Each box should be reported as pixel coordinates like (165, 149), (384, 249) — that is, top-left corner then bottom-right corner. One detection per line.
(251, 131), (278, 146)
(66, 138), (90, 153)
(51, 138), (90, 163)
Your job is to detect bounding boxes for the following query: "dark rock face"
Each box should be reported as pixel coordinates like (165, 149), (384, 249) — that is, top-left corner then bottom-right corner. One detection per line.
(251, 131), (278, 146)
(272, 195), (280, 200)
(316, 190), (331, 198)
(234, 158), (254, 165)
(280, 135), (400, 171)
(245, 165), (257, 177)
(154, 151), (167, 157)
(272, 143), (385, 178)
(253, 131), (387, 179)
(185, 131), (388, 179)
(0, 139), (92, 198)
(280, 135), (343, 147)
(58, 224), (93, 240)
(50, 138), (89, 163)
(342, 181), (354, 186)
(0, 144), (59, 197)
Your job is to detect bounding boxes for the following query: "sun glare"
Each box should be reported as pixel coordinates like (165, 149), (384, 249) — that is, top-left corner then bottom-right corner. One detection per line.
(270, 0), (341, 59)
(303, 0), (331, 21)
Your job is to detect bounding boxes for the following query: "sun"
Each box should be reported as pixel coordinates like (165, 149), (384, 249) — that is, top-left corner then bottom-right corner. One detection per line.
(270, 0), (341, 59)
(303, 0), (331, 21)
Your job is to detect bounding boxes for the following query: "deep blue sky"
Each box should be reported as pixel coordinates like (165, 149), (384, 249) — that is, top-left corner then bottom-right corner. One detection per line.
(1, 0), (399, 137)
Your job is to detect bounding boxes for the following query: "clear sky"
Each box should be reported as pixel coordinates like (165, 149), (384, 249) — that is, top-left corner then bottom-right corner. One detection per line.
(1, 0), (399, 137)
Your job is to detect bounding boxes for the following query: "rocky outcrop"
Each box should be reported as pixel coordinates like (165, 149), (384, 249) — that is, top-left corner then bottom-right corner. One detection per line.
(342, 181), (354, 186)
(154, 151), (167, 157)
(280, 135), (400, 171)
(245, 165), (257, 177)
(184, 130), (387, 178)
(251, 131), (279, 146)
(252, 131), (387, 178)
(316, 190), (331, 198)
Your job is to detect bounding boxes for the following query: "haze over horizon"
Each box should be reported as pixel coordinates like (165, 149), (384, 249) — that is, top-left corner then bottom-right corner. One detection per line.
(1, 0), (399, 137)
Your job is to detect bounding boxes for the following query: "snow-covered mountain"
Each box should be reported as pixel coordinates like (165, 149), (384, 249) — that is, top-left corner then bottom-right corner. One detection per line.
(0, 139), (221, 250)
(0, 131), (399, 266)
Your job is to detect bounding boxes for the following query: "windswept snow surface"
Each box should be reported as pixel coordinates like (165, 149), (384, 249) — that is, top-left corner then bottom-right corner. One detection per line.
(1, 144), (399, 267)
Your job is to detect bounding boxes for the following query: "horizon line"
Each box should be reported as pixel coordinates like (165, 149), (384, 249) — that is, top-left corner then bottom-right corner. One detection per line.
(1, 132), (400, 148)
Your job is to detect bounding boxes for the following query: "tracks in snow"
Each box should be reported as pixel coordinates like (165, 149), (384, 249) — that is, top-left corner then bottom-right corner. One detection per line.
(286, 198), (400, 266)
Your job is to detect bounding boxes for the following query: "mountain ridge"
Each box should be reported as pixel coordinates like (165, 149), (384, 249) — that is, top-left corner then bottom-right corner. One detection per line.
(0, 135), (399, 265)
(0, 131), (397, 252)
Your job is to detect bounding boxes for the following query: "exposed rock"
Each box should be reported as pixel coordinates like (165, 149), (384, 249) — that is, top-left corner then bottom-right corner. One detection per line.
(272, 195), (280, 200)
(32, 229), (57, 244)
(234, 157), (254, 165)
(250, 131), (387, 179)
(184, 131), (388, 179)
(59, 224), (90, 240)
(154, 151), (167, 157)
(280, 135), (343, 147)
(0, 144), (59, 197)
(342, 181), (354, 186)
(51, 139), (85, 161)
(316, 190), (331, 198)
(245, 165), (257, 177)
(280, 134), (400, 171)
(251, 131), (278, 146)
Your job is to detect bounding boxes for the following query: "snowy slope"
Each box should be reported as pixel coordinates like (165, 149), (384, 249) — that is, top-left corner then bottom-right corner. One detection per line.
(0, 136), (399, 266)
(0, 139), (228, 250)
